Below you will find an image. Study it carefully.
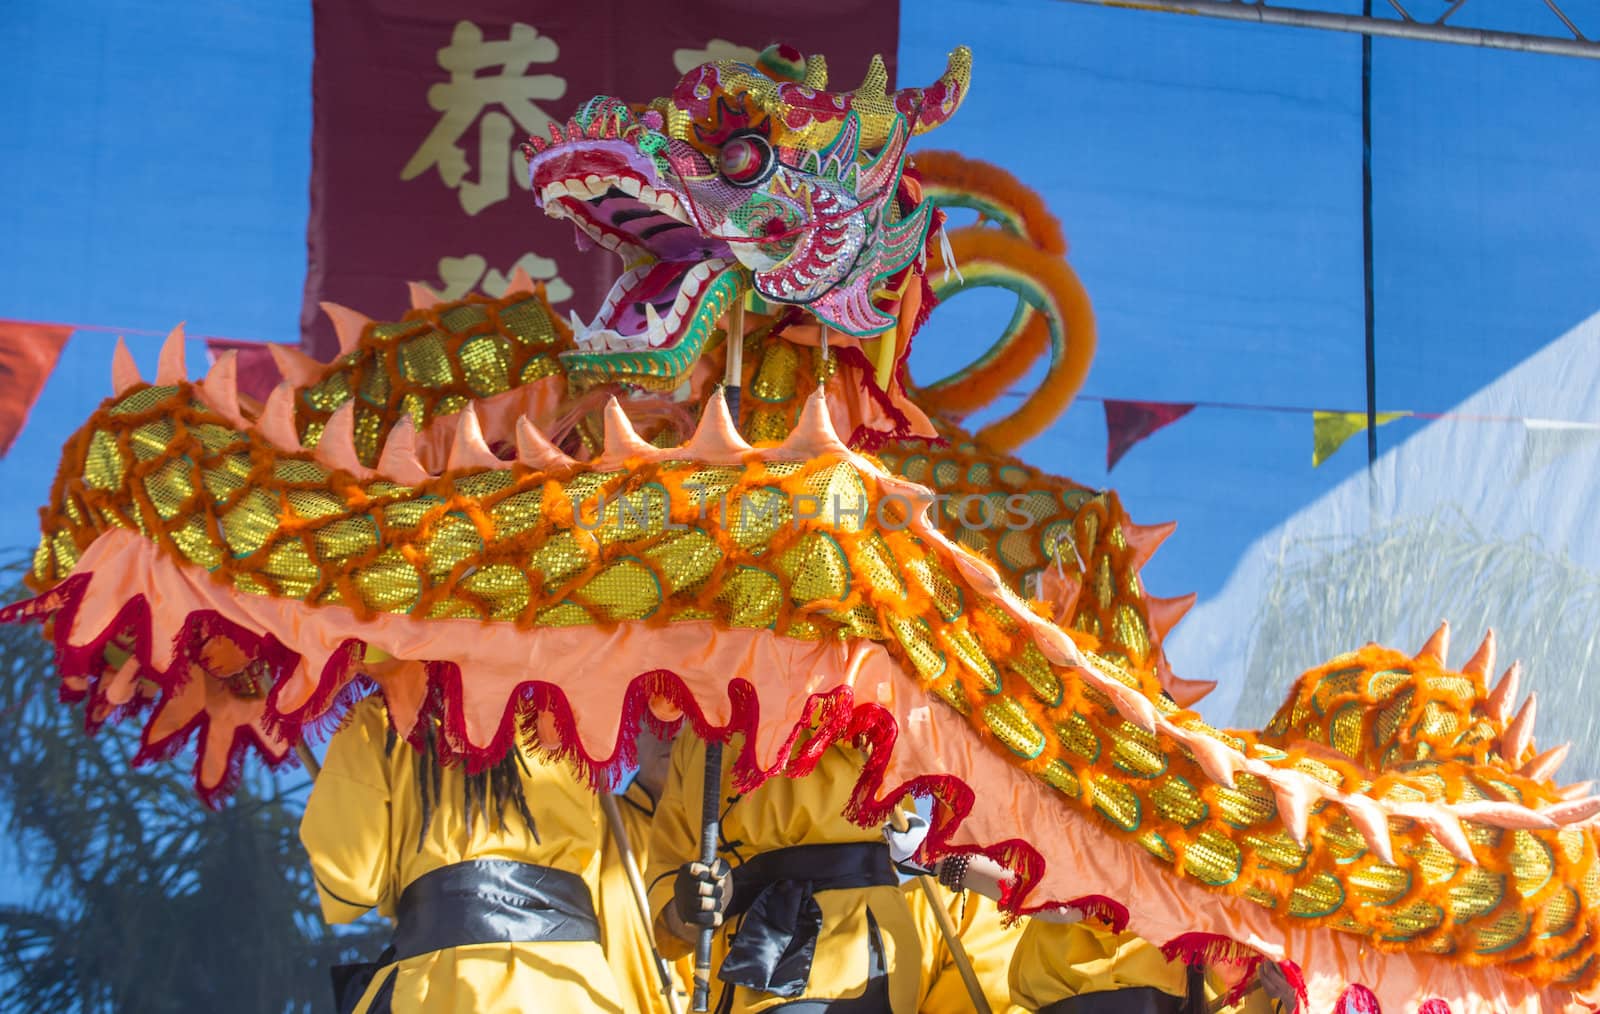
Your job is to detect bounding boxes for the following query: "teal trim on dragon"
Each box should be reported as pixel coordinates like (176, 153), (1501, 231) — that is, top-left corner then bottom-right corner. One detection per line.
(561, 268), (746, 391)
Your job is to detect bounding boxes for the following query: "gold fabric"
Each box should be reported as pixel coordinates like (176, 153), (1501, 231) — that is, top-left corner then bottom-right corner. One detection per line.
(299, 697), (625, 1013)
(645, 733), (921, 1013)
(1008, 921), (1275, 1013)
(903, 880), (1027, 1013)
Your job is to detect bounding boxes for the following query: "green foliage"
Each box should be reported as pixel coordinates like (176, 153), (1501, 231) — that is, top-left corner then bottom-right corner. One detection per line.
(0, 566), (384, 1013)
(1233, 512), (1600, 784)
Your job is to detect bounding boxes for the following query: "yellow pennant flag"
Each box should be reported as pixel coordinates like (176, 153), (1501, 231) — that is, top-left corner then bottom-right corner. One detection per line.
(1312, 410), (1409, 467)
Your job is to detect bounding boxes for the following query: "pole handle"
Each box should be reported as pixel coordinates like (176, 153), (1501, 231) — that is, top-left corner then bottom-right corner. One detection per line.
(692, 740), (723, 1012)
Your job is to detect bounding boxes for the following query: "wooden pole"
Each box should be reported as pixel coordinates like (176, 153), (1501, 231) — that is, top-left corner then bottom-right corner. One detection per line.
(914, 874), (993, 1014)
(600, 791), (685, 1014)
(295, 742), (321, 779)
(724, 300), (744, 422)
(889, 811), (992, 1014)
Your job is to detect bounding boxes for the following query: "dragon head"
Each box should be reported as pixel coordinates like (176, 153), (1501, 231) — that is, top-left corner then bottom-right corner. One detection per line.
(522, 44), (970, 393)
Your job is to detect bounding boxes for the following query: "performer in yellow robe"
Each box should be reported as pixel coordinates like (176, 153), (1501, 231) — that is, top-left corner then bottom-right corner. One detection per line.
(598, 723), (692, 1014)
(646, 731), (921, 1012)
(300, 695), (627, 1014)
(903, 879), (1027, 1014)
(1008, 920), (1293, 1014)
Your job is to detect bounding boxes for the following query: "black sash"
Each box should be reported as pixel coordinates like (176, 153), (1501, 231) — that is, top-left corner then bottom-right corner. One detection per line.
(331, 859), (600, 1014)
(717, 842), (899, 999)
(1035, 986), (1184, 1014)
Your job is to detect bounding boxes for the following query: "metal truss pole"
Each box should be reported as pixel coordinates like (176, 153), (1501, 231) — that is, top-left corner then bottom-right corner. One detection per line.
(1054, 1), (1600, 59)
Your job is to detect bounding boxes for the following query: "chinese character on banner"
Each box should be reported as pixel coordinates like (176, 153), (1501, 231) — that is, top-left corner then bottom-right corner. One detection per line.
(302, 0), (898, 363)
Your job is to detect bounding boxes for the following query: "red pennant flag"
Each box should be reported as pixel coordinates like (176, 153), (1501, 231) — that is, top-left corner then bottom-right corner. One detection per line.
(1104, 399), (1195, 471)
(205, 338), (284, 406)
(0, 321), (73, 456)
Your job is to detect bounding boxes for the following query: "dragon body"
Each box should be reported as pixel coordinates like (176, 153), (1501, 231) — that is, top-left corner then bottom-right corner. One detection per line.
(9, 44), (1599, 1014)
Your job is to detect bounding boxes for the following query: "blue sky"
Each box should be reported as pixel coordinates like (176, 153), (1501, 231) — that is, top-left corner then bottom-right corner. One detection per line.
(1, 0), (1597, 760)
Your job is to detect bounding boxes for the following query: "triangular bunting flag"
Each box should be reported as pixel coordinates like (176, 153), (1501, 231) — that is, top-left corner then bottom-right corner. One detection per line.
(205, 338), (286, 405)
(1517, 418), (1600, 481)
(1105, 399), (1196, 471)
(1312, 410), (1408, 467)
(0, 321), (73, 456)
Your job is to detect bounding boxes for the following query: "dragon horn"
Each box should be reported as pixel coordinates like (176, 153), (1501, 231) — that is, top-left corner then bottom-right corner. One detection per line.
(893, 46), (972, 137)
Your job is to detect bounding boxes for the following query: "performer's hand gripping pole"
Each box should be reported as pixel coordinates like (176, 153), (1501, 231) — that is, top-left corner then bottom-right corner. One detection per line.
(693, 740), (723, 1012)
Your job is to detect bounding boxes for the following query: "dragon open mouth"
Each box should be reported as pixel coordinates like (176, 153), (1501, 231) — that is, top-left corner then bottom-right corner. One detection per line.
(532, 151), (745, 389)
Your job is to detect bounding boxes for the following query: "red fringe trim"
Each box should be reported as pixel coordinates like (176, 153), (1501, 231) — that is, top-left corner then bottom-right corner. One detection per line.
(0, 574), (1572, 1013)
(1062, 894), (1129, 933)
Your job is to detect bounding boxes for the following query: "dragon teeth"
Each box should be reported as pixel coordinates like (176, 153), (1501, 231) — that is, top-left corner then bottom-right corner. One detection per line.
(619, 177), (643, 197)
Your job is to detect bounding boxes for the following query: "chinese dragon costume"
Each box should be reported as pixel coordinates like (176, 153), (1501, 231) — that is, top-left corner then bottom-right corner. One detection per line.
(6, 42), (1598, 1014)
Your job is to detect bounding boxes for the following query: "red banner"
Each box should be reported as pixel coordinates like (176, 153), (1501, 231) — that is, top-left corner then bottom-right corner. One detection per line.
(0, 321), (72, 457)
(301, 0), (899, 361)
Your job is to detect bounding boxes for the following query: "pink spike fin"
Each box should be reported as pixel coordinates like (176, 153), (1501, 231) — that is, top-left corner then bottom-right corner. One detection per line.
(1415, 621), (1450, 665)
(514, 416), (577, 471)
(446, 405), (501, 472)
(1183, 732), (1238, 789)
(268, 343), (325, 389)
(255, 383), (304, 451)
(1158, 659), (1216, 709)
(1271, 775), (1317, 847)
(111, 336), (142, 395)
(375, 417), (430, 485)
(1560, 781), (1594, 801)
(320, 302), (373, 356)
(196, 350), (246, 427)
(1503, 692), (1537, 763)
(1146, 593), (1196, 641)
(408, 281), (443, 310)
(312, 402), (374, 479)
(1486, 661), (1521, 725)
(1394, 803), (1477, 864)
(504, 266), (537, 297)
(777, 388), (848, 458)
(597, 397), (658, 466)
(1542, 795), (1600, 826)
(1462, 629), (1496, 680)
(1124, 520), (1176, 571)
(1520, 742), (1569, 783)
(684, 388), (754, 464)
(1451, 800), (1556, 830)
(1342, 796), (1395, 865)
(156, 323), (188, 384)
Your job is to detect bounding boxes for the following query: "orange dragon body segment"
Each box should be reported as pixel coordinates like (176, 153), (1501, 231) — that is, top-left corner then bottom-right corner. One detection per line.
(8, 43), (1599, 1014)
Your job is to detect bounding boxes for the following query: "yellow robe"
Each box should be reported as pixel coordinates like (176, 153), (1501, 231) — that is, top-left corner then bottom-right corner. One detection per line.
(1009, 921), (1276, 1013)
(300, 696), (626, 1014)
(599, 778), (692, 1014)
(903, 879), (1028, 1014)
(646, 733), (921, 1013)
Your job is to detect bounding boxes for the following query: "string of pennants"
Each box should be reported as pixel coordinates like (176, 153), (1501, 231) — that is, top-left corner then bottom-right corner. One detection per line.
(3, 322), (1599, 478)
(1018, 393), (1600, 474)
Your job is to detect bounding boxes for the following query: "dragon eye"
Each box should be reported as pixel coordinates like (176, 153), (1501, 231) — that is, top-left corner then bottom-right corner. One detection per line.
(718, 133), (771, 187)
